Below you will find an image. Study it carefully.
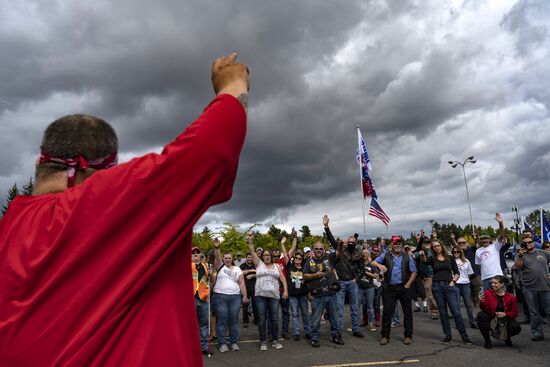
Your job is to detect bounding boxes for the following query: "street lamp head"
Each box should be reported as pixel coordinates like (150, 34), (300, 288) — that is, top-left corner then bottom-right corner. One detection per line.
(448, 161), (454, 165)
(467, 156), (474, 161)
(452, 163), (458, 168)
(470, 160), (477, 164)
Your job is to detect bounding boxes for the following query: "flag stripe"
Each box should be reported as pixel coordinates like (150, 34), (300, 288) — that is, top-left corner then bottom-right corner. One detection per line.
(369, 198), (390, 226)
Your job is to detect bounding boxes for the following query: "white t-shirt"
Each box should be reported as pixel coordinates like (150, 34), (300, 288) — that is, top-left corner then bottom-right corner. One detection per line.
(213, 265), (243, 295)
(255, 262), (280, 299)
(454, 258), (474, 284)
(475, 239), (503, 280)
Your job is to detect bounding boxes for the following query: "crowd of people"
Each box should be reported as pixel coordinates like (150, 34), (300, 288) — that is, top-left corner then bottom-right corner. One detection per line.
(192, 213), (550, 355)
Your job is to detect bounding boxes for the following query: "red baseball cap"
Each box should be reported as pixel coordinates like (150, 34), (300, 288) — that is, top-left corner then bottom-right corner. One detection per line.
(191, 246), (201, 253)
(390, 235), (402, 244)
(371, 244), (379, 251)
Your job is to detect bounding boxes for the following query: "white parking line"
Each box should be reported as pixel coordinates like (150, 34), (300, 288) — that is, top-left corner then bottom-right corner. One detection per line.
(307, 359), (420, 367)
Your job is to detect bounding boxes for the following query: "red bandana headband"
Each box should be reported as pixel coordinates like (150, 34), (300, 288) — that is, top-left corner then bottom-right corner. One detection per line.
(39, 151), (118, 187)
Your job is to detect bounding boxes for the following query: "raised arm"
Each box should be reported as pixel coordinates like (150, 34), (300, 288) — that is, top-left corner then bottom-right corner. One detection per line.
(495, 212), (505, 242)
(213, 238), (222, 270)
(280, 236), (288, 260)
(247, 231), (260, 267)
(450, 232), (458, 247)
(287, 228), (298, 259)
(323, 215), (338, 250)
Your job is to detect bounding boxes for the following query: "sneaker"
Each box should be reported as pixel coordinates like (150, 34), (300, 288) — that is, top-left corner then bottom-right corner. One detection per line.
(311, 340), (320, 348)
(442, 336), (452, 343)
(532, 335), (545, 341)
(201, 349), (213, 356)
(414, 306), (421, 312)
(293, 334), (300, 341)
(260, 343), (267, 351)
(332, 334), (345, 345)
(369, 323), (376, 332)
(380, 337), (389, 345)
(282, 333), (290, 340)
(219, 344), (229, 353)
(462, 337), (473, 345)
(404, 337), (412, 345)
(391, 321), (400, 327)
(352, 331), (364, 338)
(231, 343), (240, 351)
(271, 341), (283, 349)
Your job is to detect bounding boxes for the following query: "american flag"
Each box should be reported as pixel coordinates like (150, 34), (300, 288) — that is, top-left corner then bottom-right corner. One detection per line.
(369, 197), (390, 226)
(357, 130), (377, 199)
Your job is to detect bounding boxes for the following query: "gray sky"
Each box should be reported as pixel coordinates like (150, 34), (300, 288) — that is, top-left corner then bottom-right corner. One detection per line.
(1, 0), (549, 238)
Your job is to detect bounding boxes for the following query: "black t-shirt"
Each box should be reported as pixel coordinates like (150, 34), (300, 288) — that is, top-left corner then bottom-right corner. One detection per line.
(496, 295), (505, 312)
(287, 262), (309, 297)
(240, 262), (256, 291)
(356, 261), (379, 289)
(427, 256), (459, 283)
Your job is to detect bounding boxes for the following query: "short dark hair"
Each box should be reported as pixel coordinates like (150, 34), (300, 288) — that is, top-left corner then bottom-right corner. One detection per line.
(37, 114), (118, 180)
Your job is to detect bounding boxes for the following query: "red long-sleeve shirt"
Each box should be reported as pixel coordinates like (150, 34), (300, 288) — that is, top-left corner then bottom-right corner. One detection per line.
(0, 94), (246, 367)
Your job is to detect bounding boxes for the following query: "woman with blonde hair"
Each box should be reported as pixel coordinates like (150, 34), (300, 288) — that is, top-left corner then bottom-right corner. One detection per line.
(451, 246), (478, 328)
(420, 239), (472, 344)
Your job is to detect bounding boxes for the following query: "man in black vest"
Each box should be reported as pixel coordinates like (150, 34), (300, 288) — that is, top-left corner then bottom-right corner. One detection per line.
(372, 235), (417, 345)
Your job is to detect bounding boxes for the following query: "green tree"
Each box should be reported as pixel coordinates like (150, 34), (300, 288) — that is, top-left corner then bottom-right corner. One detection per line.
(2, 183), (19, 216)
(21, 177), (34, 195)
(192, 226), (214, 252)
(300, 225), (311, 240)
(267, 225), (283, 240)
(217, 223), (257, 255)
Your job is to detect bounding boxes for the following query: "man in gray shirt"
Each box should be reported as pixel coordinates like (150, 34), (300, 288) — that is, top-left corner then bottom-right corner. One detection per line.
(515, 236), (550, 341)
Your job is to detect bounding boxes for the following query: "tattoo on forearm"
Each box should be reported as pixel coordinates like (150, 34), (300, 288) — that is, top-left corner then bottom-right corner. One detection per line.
(237, 93), (248, 110)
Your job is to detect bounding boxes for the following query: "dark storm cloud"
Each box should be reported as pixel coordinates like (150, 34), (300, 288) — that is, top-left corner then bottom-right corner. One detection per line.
(2, 0), (550, 236)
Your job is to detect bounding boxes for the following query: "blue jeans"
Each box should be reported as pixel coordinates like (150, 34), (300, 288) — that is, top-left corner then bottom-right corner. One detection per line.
(336, 280), (360, 333)
(456, 283), (477, 327)
(310, 294), (339, 341)
(281, 295), (290, 336)
(523, 288), (550, 338)
(214, 293), (241, 347)
(290, 295), (311, 336)
(256, 296), (280, 342)
(195, 297), (209, 351)
(357, 287), (375, 324)
(432, 282), (468, 339)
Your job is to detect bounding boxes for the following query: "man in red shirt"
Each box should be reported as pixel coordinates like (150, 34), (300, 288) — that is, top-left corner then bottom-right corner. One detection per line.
(0, 53), (249, 367)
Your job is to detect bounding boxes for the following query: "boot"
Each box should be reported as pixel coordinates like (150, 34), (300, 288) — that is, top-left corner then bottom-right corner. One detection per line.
(375, 312), (381, 327)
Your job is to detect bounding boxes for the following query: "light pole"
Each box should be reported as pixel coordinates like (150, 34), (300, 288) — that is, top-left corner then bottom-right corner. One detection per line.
(448, 156), (476, 234)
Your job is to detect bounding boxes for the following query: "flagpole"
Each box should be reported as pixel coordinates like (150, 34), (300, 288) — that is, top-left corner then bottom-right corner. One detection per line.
(357, 126), (367, 241)
(541, 206), (543, 239)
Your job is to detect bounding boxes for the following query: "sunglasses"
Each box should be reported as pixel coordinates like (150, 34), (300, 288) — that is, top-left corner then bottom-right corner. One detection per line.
(192, 251), (201, 254)
(457, 241), (467, 244)
(314, 248), (324, 250)
(523, 241), (533, 245)
(452, 251), (460, 254)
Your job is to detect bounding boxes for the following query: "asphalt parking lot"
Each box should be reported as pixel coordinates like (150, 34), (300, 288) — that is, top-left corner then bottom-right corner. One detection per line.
(203, 306), (550, 367)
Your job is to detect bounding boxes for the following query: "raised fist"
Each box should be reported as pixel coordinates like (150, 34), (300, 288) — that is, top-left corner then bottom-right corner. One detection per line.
(323, 215), (329, 227)
(211, 52), (249, 96)
(213, 237), (221, 249)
